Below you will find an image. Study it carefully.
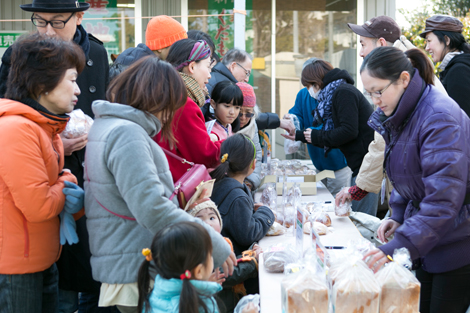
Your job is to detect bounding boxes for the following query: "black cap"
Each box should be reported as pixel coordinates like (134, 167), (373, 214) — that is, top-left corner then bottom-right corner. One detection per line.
(20, 0), (90, 13)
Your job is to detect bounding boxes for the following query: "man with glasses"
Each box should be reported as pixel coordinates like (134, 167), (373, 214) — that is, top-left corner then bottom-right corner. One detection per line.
(0, 1), (111, 313)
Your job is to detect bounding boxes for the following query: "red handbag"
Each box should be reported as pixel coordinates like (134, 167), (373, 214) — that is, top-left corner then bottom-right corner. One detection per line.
(162, 148), (212, 209)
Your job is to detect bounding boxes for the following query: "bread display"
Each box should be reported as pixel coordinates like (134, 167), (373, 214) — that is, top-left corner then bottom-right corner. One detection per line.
(335, 201), (351, 217)
(303, 221), (328, 235)
(311, 212), (332, 227)
(264, 244), (298, 273)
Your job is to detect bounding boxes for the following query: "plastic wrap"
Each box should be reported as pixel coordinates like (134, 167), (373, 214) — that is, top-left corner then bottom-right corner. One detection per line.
(375, 248), (420, 313)
(62, 109), (93, 139)
(310, 209), (332, 227)
(281, 266), (329, 313)
(263, 243), (300, 273)
(335, 200), (352, 217)
(303, 221), (329, 235)
(234, 294), (260, 313)
(260, 183), (277, 210)
(266, 221), (286, 236)
(332, 258), (381, 313)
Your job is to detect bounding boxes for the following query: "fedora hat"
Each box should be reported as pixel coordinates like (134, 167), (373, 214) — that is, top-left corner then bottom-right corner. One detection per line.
(21, 0), (90, 13)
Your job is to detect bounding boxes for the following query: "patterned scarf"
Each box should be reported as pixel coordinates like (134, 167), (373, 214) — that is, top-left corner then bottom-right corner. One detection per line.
(313, 78), (347, 153)
(179, 72), (206, 107)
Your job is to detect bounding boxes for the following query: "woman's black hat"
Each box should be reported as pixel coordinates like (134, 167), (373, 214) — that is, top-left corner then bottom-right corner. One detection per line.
(20, 0), (90, 13)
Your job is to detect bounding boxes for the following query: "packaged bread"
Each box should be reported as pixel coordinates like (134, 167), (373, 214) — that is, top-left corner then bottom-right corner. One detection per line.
(303, 221), (329, 235)
(260, 183), (277, 209)
(263, 243), (299, 273)
(266, 221), (286, 236)
(333, 258), (381, 313)
(281, 267), (329, 313)
(335, 200), (352, 217)
(311, 211), (332, 227)
(375, 248), (420, 313)
(283, 203), (295, 228)
(63, 109), (93, 139)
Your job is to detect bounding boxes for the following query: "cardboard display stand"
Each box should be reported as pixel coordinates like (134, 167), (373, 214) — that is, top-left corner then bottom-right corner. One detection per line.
(260, 170), (335, 195)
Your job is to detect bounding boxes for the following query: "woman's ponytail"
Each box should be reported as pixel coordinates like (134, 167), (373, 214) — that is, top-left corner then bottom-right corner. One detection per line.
(179, 278), (210, 313)
(361, 46), (434, 86)
(210, 155), (230, 181)
(137, 258), (152, 313)
(405, 49), (434, 85)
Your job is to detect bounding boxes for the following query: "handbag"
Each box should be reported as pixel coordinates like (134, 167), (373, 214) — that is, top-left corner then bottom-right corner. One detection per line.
(162, 148), (212, 209)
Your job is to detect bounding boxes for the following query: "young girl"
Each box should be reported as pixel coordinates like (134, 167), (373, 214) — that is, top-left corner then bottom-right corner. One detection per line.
(137, 222), (222, 313)
(205, 81), (243, 142)
(210, 134), (275, 257)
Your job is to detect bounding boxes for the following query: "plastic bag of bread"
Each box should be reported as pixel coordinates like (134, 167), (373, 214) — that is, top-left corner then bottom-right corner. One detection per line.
(263, 243), (299, 273)
(234, 294), (260, 313)
(281, 266), (329, 313)
(63, 109), (93, 139)
(283, 203), (296, 228)
(266, 221), (286, 236)
(335, 200), (352, 217)
(375, 248), (420, 313)
(310, 209), (332, 227)
(303, 221), (329, 235)
(260, 183), (277, 209)
(332, 258), (381, 313)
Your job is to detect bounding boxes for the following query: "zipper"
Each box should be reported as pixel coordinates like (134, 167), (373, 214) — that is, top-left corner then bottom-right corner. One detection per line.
(52, 134), (60, 166)
(23, 216), (30, 258)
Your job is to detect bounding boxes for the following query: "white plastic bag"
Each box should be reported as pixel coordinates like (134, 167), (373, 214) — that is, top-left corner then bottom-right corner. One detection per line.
(63, 109), (93, 139)
(375, 248), (420, 313)
(234, 294), (260, 313)
(283, 114), (301, 155)
(264, 243), (300, 273)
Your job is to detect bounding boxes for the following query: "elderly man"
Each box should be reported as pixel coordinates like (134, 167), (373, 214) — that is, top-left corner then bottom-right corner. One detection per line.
(0, 1), (110, 312)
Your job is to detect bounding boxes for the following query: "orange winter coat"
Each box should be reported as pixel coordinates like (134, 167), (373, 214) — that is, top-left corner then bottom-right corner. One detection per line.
(0, 98), (77, 274)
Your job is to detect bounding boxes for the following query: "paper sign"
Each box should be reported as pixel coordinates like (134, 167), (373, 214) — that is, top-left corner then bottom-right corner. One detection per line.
(311, 227), (327, 269)
(183, 179), (216, 211)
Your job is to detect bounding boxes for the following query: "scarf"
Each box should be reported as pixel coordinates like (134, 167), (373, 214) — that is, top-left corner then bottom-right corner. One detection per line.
(313, 78), (347, 153)
(438, 51), (464, 71)
(73, 24), (90, 58)
(179, 72), (206, 107)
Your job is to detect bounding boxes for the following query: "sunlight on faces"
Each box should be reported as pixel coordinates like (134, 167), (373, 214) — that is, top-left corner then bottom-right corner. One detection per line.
(39, 68), (80, 115)
(239, 107), (254, 128)
(185, 57), (212, 90)
(425, 32), (447, 63)
(211, 99), (240, 127)
(229, 59), (252, 83)
(195, 208), (221, 234)
(361, 69), (410, 117)
(33, 12), (83, 42)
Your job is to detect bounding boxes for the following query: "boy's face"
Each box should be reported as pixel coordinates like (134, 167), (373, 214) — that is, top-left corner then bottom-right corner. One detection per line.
(195, 208), (221, 233)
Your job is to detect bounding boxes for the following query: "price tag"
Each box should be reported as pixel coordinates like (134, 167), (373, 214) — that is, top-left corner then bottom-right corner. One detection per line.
(295, 208), (304, 254)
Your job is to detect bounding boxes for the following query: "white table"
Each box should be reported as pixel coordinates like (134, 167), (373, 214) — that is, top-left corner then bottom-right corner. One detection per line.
(256, 182), (363, 312)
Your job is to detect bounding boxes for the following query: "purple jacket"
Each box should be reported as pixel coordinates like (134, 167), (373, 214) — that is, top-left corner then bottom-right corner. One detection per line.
(368, 70), (470, 273)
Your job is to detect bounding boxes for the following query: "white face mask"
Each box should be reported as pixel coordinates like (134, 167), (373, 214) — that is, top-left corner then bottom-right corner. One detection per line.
(308, 86), (320, 100)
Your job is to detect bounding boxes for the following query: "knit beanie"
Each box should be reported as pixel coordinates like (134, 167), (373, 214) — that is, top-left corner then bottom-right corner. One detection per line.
(145, 15), (187, 51)
(186, 199), (223, 229)
(236, 82), (256, 107)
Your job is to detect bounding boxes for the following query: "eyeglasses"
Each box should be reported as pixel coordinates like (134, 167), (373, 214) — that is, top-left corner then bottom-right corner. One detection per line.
(364, 80), (394, 99)
(236, 62), (251, 78)
(31, 13), (75, 29)
(239, 112), (254, 118)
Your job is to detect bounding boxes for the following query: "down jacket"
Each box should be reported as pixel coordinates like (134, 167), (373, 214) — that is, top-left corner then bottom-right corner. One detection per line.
(369, 69), (470, 273)
(84, 100), (230, 284)
(0, 98), (76, 274)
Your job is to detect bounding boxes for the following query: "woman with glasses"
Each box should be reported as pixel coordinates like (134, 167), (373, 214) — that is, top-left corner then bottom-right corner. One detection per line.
(362, 46), (470, 313)
(155, 39), (224, 183)
(283, 59), (376, 216)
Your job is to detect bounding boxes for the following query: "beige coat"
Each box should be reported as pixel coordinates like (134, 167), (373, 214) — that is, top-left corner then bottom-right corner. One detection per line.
(355, 131), (385, 193)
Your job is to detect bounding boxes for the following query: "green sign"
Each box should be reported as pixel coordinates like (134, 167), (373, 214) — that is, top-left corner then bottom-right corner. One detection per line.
(0, 33), (23, 48)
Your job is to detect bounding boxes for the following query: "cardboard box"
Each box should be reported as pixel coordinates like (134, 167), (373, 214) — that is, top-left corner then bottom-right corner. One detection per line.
(260, 170), (335, 195)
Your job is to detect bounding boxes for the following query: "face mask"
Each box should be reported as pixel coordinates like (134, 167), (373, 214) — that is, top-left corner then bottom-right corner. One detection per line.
(308, 86), (320, 100)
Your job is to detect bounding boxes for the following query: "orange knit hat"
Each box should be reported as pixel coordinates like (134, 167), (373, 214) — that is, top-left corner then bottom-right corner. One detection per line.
(145, 15), (187, 51)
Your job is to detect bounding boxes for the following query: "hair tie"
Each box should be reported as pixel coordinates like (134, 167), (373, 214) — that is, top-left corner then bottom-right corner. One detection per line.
(175, 40), (211, 71)
(221, 153), (229, 163)
(180, 270), (192, 280)
(142, 248), (152, 262)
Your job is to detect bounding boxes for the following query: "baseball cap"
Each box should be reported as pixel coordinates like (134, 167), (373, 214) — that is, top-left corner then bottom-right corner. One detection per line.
(348, 15), (401, 43)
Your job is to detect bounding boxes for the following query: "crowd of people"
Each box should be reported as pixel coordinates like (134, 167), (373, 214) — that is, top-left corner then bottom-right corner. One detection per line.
(0, 0), (469, 312)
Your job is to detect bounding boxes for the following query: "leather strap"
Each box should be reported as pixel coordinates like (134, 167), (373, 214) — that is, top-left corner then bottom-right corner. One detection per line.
(161, 147), (194, 166)
(412, 193), (470, 209)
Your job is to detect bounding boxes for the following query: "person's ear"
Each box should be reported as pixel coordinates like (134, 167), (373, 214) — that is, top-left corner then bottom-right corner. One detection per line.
(193, 263), (205, 280)
(229, 62), (237, 72)
(377, 37), (387, 47)
(400, 71), (411, 88)
(444, 35), (451, 46)
(251, 159), (256, 170)
(75, 12), (84, 25)
(188, 61), (197, 75)
(210, 99), (217, 110)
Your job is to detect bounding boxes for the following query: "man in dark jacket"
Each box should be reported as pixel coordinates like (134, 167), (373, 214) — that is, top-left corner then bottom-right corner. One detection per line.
(0, 1), (111, 312)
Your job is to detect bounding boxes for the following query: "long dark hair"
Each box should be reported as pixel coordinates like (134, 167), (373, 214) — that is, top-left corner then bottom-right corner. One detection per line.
(211, 134), (255, 181)
(433, 30), (470, 60)
(6, 33), (85, 100)
(361, 47), (434, 85)
(106, 56), (187, 146)
(211, 81), (244, 107)
(137, 222), (213, 313)
(166, 38), (210, 72)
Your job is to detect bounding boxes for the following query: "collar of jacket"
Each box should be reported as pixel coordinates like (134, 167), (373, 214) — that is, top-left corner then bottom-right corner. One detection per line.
(369, 69), (424, 135)
(91, 100), (162, 137)
(151, 274), (222, 298)
(237, 114), (257, 138)
(0, 97), (69, 135)
(179, 72), (206, 107)
(438, 51), (464, 71)
(212, 62), (238, 83)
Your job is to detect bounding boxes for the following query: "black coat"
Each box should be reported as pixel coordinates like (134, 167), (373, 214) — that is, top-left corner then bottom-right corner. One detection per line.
(296, 68), (374, 176)
(439, 53), (470, 117)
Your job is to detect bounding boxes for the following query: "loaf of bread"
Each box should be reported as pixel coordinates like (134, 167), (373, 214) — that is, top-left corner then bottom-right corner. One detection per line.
(282, 270), (329, 313)
(312, 212), (332, 227)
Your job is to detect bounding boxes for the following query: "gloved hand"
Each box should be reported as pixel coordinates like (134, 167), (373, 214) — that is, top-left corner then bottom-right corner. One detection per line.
(335, 187), (352, 207)
(59, 210), (78, 245)
(63, 181), (84, 214)
(393, 35), (416, 52)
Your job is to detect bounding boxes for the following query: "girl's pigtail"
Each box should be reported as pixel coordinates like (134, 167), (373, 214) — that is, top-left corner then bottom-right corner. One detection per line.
(137, 249), (153, 313)
(210, 153), (230, 181)
(179, 278), (209, 313)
